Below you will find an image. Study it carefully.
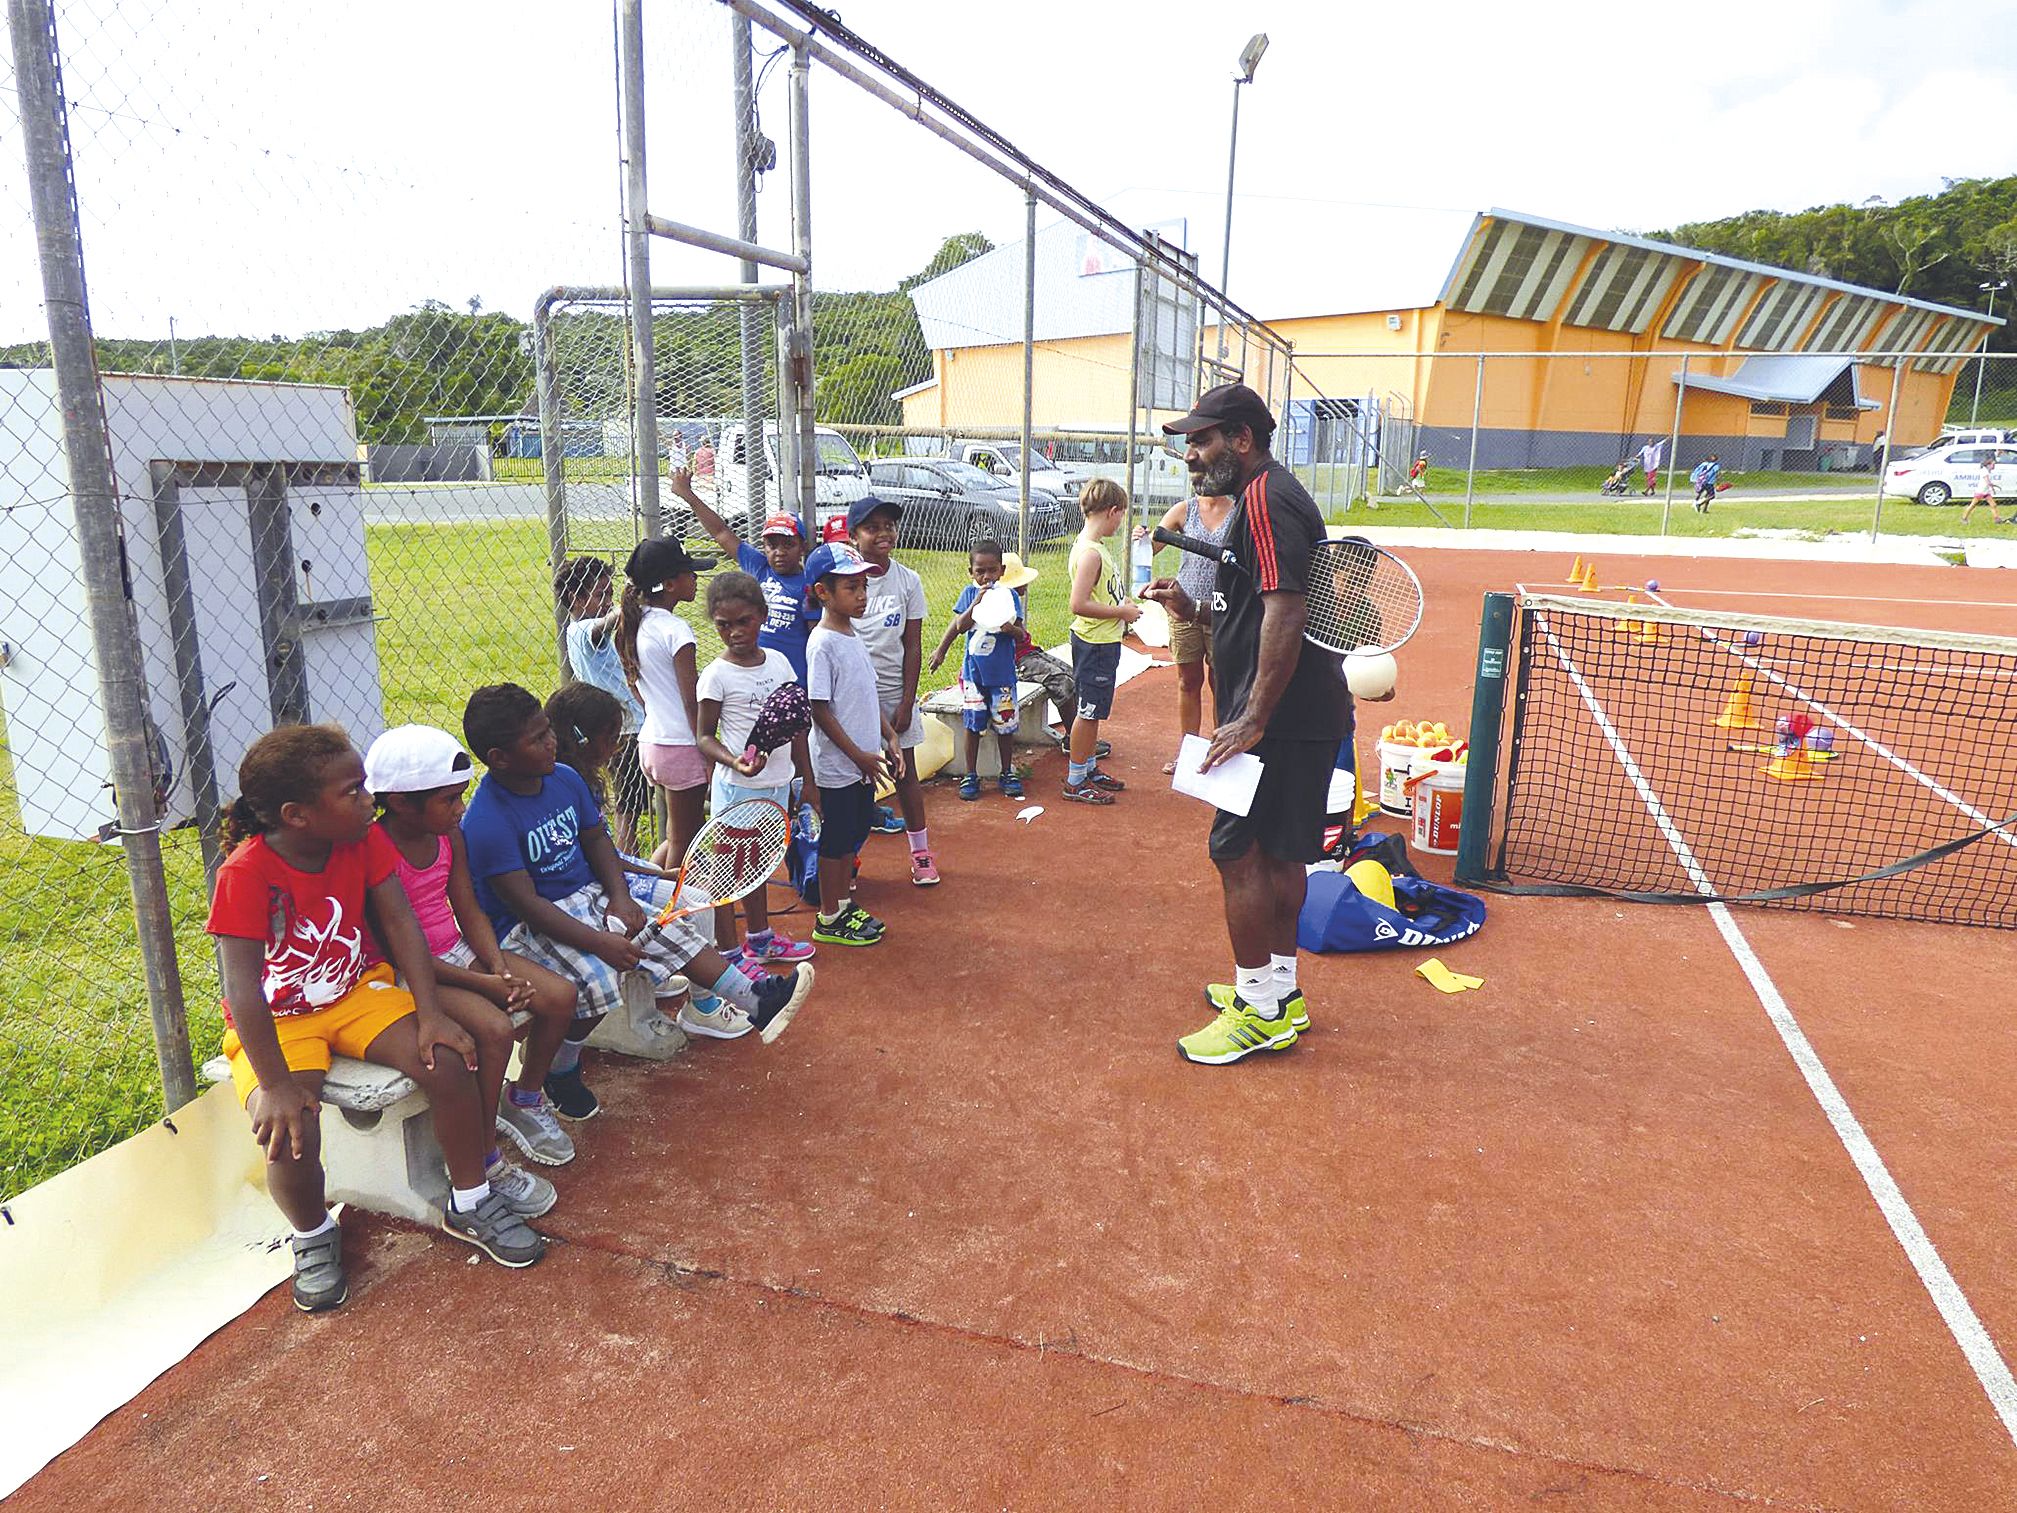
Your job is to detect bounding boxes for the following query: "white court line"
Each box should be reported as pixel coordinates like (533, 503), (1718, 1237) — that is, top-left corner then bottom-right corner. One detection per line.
(1636, 588), (2017, 857)
(1533, 610), (2017, 1446)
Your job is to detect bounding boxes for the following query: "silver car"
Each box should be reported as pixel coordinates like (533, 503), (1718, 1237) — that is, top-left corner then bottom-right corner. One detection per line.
(867, 458), (1066, 548)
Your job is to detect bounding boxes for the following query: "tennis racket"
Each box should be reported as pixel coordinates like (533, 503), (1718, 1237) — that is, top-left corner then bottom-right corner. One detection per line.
(741, 682), (811, 766)
(634, 796), (791, 946)
(1151, 526), (1424, 653)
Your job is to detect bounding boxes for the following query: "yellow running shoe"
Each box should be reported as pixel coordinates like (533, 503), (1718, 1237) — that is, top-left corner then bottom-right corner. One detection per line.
(1204, 982), (1310, 1033)
(1177, 995), (1298, 1065)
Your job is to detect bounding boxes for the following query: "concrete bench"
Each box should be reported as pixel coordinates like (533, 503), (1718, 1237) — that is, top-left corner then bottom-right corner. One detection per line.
(200, 1007), (533, 1226)
(920, 679), (1054, 777)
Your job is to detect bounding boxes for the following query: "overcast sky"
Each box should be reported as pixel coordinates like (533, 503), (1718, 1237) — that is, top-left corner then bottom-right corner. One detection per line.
(4, 0), (2014, 341)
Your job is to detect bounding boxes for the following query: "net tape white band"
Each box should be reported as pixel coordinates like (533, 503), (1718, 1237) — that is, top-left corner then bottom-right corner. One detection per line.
(1518, 592), (2017, 661)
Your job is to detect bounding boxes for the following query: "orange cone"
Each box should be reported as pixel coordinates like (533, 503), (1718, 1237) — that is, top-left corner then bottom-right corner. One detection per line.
(1636, 616), (1659, 643)
(1580, 563), (1600, 592)
(1764, 748), (1822, 782)
(1566, 555), (1585, 585)
(1613, 593), (1640, 631)
(1713, 676), (1759, 729)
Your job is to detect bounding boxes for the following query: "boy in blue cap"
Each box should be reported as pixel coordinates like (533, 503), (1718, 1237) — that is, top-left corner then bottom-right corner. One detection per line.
(673, 469), (812, 681)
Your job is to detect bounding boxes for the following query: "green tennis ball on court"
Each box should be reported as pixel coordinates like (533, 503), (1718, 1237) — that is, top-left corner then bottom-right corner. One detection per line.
(1344, 647), (1397, 699)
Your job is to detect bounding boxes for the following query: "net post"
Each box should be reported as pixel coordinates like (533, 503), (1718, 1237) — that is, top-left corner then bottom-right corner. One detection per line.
(1454, 591), (1516, 885)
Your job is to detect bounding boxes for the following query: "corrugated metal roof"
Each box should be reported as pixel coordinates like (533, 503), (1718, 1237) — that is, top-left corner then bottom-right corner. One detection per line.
(1675, 354), (1881, 408)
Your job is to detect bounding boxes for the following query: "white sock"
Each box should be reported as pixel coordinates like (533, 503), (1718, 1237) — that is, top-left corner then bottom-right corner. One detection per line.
(820, 896), (852, 923)
(292, 1212), (338, 1242)
(1237, 964), (1279, 1017)
(1271, 952), (1299, 998)
(451, 1181), (492, 1213)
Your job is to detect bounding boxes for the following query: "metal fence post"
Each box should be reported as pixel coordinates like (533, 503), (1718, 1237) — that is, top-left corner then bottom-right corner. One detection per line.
(618, 0), (663, 537)
(1123, 262), (1143, 555)
(10, 0), (196, 1113)
(788, 43), (816, 527)
(1018, 187), (1036, 560)
(731, 10), (770, 535)
(1462, 353), (1483, 529)
(1660, 354), (1687, 536)
(532, 292), (570, 679)
(1872, 358), (1903, 542)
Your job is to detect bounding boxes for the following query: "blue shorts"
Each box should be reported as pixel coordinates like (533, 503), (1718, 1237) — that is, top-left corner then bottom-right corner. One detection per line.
(960, 679), (1017, 735)
(816, 781), (876, 861)
(1070, 634), (1123, 722)
(711, 770), (792, 816)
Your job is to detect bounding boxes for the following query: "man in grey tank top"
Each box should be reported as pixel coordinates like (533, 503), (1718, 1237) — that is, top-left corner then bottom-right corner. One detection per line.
(1136, 492), (1234, 772)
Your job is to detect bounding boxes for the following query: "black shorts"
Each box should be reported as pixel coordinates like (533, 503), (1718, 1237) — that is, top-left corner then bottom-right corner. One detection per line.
(610, 734), (648, 817)
(1208, 736), (1338, 865)
(1070, 634), (1123, 722)
(816, 781), (876, 861)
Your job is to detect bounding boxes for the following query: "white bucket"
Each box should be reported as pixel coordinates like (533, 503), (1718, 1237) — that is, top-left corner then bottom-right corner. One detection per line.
(1409, 762), (1466, 856)
(1377, 740), (1417, 818)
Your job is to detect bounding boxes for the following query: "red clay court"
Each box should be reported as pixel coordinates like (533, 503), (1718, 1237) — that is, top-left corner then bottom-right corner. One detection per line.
(17, 545), (2017, 1509)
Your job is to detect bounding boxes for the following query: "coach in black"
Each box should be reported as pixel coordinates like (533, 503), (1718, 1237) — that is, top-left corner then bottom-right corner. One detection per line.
(1144, 383), (1350, 1065)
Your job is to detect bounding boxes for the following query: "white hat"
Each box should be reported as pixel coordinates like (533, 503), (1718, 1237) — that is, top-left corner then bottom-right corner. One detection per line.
(364, 724), (474, 795)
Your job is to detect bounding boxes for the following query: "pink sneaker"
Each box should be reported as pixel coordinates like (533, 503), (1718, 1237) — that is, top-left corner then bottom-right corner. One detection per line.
(910, 849), (941, 887)
(748, 931), (816, 963)
(723, 946), (767, 982)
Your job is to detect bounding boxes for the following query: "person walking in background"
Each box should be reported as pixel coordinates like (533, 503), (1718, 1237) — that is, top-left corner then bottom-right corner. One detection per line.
(1691, 453), (1722, 512)
(1639, 437), (1666, 496)
(1960, 452), (2009, 527)
(1135, 491), (1234, 774)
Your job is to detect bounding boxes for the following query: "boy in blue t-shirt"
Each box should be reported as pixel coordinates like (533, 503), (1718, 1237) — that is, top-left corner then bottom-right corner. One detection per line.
(459, 683), (815, 1118)
(929, 539), (1026, 801)
(673, 470), (811, 680)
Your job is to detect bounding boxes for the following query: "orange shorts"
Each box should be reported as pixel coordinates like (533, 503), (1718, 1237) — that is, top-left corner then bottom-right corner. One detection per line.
(222, 964), (416, 1105)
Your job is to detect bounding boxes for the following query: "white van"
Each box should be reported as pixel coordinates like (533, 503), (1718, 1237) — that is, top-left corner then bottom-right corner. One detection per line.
(957, 440), (1080, 502)
(715, 422), (869, 528)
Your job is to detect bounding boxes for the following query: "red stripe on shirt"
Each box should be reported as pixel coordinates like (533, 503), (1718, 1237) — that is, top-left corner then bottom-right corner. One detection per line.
(1244, 470), (1280, 590)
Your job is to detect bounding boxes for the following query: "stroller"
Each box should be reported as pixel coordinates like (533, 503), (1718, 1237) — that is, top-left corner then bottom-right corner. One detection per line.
(1600, 459), (1635, 496)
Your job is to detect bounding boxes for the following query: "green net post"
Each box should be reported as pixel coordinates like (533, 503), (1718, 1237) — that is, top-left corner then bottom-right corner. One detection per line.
(1455, 592), (1515, 885)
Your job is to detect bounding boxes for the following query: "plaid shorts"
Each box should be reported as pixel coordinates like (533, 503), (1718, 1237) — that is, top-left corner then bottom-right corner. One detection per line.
(500, 876), (711, 1020)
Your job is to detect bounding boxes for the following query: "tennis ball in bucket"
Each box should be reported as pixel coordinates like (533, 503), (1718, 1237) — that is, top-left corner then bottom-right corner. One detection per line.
(1344, 647), (1398, 699)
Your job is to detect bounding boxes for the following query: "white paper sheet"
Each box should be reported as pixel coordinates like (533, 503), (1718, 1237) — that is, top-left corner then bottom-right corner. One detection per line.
(1170, 733), (1265, 817)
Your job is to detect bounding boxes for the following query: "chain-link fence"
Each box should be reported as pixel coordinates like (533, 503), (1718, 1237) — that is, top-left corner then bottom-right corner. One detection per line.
(1290, 348), (2017, 539)
(0, 0), (1326, 1197)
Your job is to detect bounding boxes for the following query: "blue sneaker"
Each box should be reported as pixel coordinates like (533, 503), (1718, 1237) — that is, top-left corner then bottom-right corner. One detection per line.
(959, 773), (981, 801)
(871, 805), (905, 835)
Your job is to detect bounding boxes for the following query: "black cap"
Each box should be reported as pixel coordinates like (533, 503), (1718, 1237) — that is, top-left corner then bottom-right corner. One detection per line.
(1162, 382), (1275, 438)
(624, 536), (719, 589)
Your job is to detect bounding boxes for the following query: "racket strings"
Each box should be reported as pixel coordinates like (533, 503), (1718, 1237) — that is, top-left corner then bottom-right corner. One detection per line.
(675, 799), (792, 906)
(1305, 544), (1423, 653)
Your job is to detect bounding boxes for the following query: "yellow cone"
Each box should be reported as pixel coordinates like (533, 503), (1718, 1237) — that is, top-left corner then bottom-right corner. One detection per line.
(1713, 676), (1759, 729)
(1344, 858), (1397, 911)
(1636, 616), (1659, 643)
(1764, 749), (1822, 782)
(1613, 593), (1640, 631)
(1567, 555), (1585, 585)
(1580, 563), (1600, 592)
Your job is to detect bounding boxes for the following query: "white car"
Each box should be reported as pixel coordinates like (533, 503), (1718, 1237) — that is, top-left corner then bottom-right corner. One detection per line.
(1886, 442), (2017, 506)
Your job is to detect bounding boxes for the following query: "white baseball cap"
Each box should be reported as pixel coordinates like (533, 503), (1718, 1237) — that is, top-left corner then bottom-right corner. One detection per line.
(364, 724), (474, 795)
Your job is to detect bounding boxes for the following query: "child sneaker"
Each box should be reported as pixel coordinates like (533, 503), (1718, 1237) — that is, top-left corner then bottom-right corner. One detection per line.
(440, 1190), (546, 1267)
(487, 1158), (558, 1219)
(543, 1066), (600, 1121)
(959, 773), (981, 800)
(871, 805), (905, 834)
(813, 909), (882, 947)
(998, 773), (1024, 799)
(749, 964), (814, 1045)
(496, 1091), (576, 1165)
(678, 992), (755, 1040)
(910, 850), (941, 886)
(747, 931), (816, 963)
(290, 1224), (347, 1312)
(723, 945), (769, 982)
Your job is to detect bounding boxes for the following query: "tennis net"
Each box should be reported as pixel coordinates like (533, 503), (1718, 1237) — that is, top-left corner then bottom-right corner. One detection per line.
(1460, 592), (2017, 928)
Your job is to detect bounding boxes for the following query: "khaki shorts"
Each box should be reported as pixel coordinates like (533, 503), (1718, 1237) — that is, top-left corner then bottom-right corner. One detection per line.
(1169, 614), (1213, 668)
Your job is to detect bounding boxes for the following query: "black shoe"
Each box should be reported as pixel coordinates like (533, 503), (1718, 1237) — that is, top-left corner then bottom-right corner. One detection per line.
(543, 1066), (600, 1121)
(748, 964), (815, 1045)
(1095, 739), (1112, 759)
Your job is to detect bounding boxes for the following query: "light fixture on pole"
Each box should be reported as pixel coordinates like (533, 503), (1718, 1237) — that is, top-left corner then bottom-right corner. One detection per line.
(1971, 279), (2007, 426)
(1216, 31), (1268, 361)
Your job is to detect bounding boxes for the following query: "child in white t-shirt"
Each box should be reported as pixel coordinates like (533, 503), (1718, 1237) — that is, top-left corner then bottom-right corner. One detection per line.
(696, 570), (817, 969)
(616, 536), (720, 863)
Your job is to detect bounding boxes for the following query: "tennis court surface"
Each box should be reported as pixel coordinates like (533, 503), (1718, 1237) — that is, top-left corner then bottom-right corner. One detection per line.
(16, 545), (2017, 1509)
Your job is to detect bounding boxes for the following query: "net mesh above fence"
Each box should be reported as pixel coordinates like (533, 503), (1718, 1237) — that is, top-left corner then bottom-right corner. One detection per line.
(1486, 593), (2017, 926)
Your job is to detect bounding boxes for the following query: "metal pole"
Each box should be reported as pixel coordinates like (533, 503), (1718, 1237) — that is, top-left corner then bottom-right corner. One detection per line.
(1018, 187), (1036, 560)
(1454, 591), (1515, 887)
(1871, 358), (1903, 543)
(731, 12), (769, 536)
(617, 0), (663, 537)
(1660, 354), (1687, 536)
(1462, 353), (1483, 529)
(1124, 262), (1144, 563)
(11, 0), (196, 1112)
(1216, 78), (1241, 362)
(167, 315), (178, 376)
(1969, 286), (1997, 426)
(788, 43), (816, 528)
(532, 294), (571, 678)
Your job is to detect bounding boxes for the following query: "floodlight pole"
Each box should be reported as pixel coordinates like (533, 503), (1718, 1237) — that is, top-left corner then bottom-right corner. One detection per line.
(1970, 281), (2005, 426)
(1216, 33), (1267, 363)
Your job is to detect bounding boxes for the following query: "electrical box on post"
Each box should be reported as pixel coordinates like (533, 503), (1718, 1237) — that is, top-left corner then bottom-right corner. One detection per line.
(0, 371), (385, 843)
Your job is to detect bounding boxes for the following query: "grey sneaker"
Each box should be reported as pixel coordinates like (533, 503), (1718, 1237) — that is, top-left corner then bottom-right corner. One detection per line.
(487, 1158), (557, 1219)
(440, 1189), (547, 1267)
(496, 1092), (576, 1166)
(290, 1223), (347, 1312)
(677, 992), (754, 1040)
